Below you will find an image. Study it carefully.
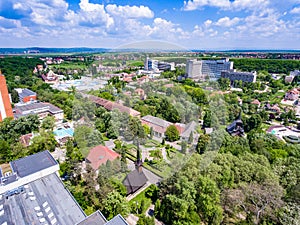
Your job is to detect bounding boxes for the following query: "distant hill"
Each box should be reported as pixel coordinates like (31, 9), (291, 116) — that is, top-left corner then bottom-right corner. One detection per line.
(0, 47), (110, 55)
(0, 48), (300, 55)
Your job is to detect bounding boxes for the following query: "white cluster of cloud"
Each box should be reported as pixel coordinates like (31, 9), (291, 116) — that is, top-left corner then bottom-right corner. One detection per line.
(291, 7), (300, 14)
(183, 0), (269, 11)
(0, 0), (299, 49)
(215, 17), (240, 27)
(184, 0), (300, 49)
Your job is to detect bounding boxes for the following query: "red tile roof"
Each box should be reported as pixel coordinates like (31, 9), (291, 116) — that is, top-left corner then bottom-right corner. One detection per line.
(88, 95), (140, 117)
(251, 99), (261, 105)
(86, 145), (120, 170)
(20, 133), (33, 147)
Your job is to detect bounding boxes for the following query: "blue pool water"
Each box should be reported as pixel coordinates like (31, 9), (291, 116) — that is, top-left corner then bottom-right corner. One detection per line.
(53, 128), (74, 138)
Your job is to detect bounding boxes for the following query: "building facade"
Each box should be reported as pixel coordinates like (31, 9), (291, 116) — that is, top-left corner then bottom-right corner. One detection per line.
(0, 72), (13, 122)
(221, 70), (257, 83)
(15, 88), (37, 103)
(186, 58), (233, 80)
(144, 57), (158, 71)
(186, 59), (202, 79)
(144, 57), (175, 71)
(13, 101), (64, 124)
(202, 58), (233, 79)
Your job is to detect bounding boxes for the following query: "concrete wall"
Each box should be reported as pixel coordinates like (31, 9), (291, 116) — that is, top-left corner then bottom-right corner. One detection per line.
(0, 164), (60, 194)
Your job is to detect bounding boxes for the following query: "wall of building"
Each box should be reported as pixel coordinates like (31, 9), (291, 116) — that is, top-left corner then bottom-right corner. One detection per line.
(0, 75), (13, 122)
(23, 95), (37, 103)
(221, 71), (257, 83)
(0, 164), (59, 194)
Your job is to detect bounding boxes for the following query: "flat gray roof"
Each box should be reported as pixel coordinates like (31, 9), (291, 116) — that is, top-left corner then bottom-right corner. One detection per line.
(10, 151), (58, 178)
(0, 173), (86, 225)
(18, 88), (36, 99)
(106, 214), (128, 225)
(76, 210), (107, 225)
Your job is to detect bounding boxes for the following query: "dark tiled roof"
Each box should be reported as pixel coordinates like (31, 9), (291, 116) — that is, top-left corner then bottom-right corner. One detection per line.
(123, 168), (148, 195)
(226, 120), (244, 136)
(10, 150), (58, 178)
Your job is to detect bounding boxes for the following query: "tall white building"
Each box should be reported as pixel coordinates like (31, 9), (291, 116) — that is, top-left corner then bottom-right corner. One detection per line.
(186, 59), (202, 79)
(201, 58), (233, 80)
(186, 58), (233, 80)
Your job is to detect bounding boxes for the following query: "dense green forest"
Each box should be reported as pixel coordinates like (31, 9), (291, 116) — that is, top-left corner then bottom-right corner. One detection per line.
(0, 56), (300, 224)
(231, 58), (300, 74)
(0, 57), (43, 91)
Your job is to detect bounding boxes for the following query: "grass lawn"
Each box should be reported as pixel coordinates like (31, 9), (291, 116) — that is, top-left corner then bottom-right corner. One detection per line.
(50, 62), (87, 69)
(269, 92), (285, 104)
(144, 139), (161, 148)
(79, 147), (90, 158)
(261, 122), (271, 131)
(126, 60), (144, 67)
(129, 186), (152, 215)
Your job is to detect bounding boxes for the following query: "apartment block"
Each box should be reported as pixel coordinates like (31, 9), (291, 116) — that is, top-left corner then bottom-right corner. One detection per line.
(221, 70), (257, 83)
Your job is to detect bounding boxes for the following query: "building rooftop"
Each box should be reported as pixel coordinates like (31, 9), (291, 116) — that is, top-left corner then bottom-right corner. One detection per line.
(0, 173), (86, 225)
(15, 88), (36, 99)
(88, 95), (140, 117)
(0, 151), (128, 225)
(14, 102), (63, 115)
(105, 214), (128, 225)
(141, 115), (171, 129)
(86, 145), (120, 170)
(180, 121), (197, 138)
(123, 168), (148, 195)
(76, 210), (107, 225)
(10, 151), (58, 178)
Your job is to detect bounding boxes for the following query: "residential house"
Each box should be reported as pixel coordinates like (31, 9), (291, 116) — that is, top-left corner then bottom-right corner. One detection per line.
(141, 115), (172, 138)
(176, 121), (198, 143)
(88, 95), (141, 117)
(137, 76), (149, 85)
(251, 99), (261, 107)
(134, 88), (146, 100)
(265, 103), (281, 114)
(226, 114), (245, 136)
(285, 75), (294, 83)
(86, 145), (120, 170)
(285, 89), (299, 101)
(41, 70), (59, 84)
(19, 133), (34, 147)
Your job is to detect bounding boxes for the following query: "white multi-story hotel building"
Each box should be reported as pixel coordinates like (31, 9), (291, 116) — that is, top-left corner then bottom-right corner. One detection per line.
(186, 58), (233, 80)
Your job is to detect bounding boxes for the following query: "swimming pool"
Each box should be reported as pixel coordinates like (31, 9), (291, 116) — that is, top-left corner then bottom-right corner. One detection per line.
(53, 128), (74, 138)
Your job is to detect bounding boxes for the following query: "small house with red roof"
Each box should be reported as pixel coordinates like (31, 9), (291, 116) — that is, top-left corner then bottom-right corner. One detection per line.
(86, 145), (120, 170)
(251, 99), (261, 108)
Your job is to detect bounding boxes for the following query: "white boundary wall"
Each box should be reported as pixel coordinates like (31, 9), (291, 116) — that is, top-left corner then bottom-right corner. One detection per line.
(0, 164), (59, 194)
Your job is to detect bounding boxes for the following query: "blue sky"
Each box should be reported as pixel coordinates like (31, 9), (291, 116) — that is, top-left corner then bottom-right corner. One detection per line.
(0, 0), (300, 49)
